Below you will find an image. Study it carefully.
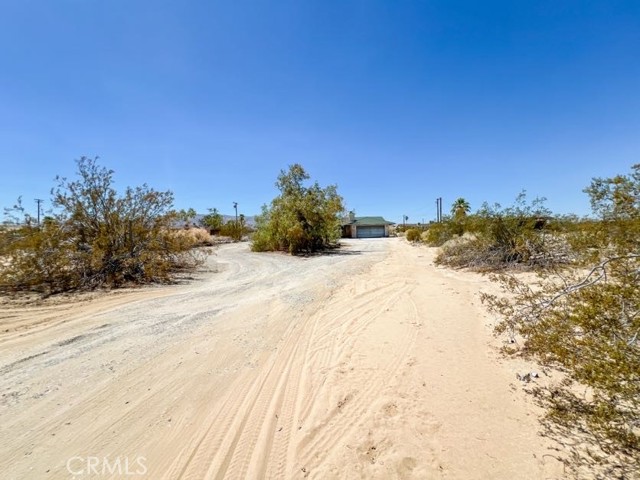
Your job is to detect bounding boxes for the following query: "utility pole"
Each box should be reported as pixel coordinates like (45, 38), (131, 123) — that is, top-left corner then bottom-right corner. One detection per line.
(435, 197), (443, 223)
(233, 202), (238, 228)
(35, 198), (44, 226)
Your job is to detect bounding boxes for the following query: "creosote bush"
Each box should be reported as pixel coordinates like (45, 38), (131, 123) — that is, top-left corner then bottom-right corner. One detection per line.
(423, 220), (463, 247)
(251, 164), (344, 254)
(405, 228), (422, 243)
(433, 193), (564, 270)
(0, 157), (204, 294)
(482, 165), (640, 474)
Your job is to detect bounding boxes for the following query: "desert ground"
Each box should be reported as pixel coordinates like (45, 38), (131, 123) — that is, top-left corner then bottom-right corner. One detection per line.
(0, 238), (566, 479)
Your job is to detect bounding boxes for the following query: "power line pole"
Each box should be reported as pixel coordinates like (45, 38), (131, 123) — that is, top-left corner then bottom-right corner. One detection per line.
(35, 198), (44, 226)
(233, 201), (238, 227)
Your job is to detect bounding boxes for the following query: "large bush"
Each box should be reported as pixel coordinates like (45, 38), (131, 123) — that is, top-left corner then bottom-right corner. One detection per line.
(434, 193), (564, 270)
(483, 165), (640, 475)
(0, 157), (203, 294)
(251, 164), (344, 254)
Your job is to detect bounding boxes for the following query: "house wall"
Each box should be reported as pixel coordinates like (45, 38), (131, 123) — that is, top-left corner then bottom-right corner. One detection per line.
(341, 225), (358, 238)
(344, 223), (392, 238)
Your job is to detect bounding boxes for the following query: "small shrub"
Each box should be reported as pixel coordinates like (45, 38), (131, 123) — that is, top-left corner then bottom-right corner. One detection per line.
(423, 221), (463, 246)
(405, 228), (422, 242)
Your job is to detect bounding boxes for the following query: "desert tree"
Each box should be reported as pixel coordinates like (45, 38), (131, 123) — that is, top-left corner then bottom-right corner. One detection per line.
(251, 164), (344, 254)
(201, 207), (223, 234)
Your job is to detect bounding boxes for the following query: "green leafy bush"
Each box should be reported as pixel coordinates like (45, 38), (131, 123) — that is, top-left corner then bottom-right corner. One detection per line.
(251, 164), (344, 254)
(423, 220), (463, 247)
(201, 208), (223, 234)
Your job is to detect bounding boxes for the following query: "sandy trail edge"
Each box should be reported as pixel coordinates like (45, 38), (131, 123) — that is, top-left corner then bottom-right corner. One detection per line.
(0, 239), (565, 479)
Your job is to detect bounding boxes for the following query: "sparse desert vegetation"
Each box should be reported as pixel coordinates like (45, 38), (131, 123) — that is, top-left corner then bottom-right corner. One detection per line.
(3, 2), (638, 477)
(2, 158), (639, 477)
(410, 164), (640, 476)
(0, 157), (205, 294)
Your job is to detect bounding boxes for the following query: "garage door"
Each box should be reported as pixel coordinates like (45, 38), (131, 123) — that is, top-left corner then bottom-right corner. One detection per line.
(356, 226), (385, 238)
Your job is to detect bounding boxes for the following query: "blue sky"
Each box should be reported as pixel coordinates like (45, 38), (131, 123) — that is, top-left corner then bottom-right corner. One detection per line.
(1, 1), (639, 224)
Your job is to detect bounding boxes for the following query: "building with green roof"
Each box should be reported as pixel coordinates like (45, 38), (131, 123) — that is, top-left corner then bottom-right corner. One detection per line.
(341, 212), (395, 238)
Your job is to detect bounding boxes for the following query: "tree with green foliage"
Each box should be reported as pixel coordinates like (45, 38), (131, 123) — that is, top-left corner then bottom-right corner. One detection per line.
(482, 165), (640, 475)
(201, 207), (223, 233)
(0, 157), (202, 294)
(251, 164), (344, 254)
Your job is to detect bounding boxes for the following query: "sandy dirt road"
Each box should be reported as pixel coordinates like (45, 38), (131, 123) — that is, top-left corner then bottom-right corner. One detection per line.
(0, 238), (565, 479)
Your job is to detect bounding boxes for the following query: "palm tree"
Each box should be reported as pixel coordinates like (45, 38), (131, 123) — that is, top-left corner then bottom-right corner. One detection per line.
(451, 198), (471, 219)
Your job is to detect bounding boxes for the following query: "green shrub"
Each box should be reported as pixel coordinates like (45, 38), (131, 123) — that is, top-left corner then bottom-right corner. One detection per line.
(251, 164), (344, 254)
(434, 193), (566, 270)
(405, 228), (422, 242)
(423, 221), (463, 246)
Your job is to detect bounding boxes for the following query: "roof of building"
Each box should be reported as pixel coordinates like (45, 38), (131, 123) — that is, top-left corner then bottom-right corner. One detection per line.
(343, 216), (395, 226)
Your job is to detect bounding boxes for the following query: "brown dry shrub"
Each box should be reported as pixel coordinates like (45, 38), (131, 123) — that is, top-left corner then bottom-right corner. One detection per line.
(169, 228), (215, 247)
(0, 157), (205, 294)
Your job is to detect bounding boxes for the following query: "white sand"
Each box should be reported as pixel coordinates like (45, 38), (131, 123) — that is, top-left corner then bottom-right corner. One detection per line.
(0, 239), (566, 479)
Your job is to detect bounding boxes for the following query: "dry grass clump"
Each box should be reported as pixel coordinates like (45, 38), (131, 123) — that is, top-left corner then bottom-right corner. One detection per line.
(169, 228), (215, 247)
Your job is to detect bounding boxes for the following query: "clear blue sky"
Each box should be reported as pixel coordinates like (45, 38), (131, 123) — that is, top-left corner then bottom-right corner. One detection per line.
(1, 1), (639, 224)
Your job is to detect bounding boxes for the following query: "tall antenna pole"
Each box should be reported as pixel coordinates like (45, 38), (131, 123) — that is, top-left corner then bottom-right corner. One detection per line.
(35, 198), (44, 226)
(233, 202), (238, 228)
